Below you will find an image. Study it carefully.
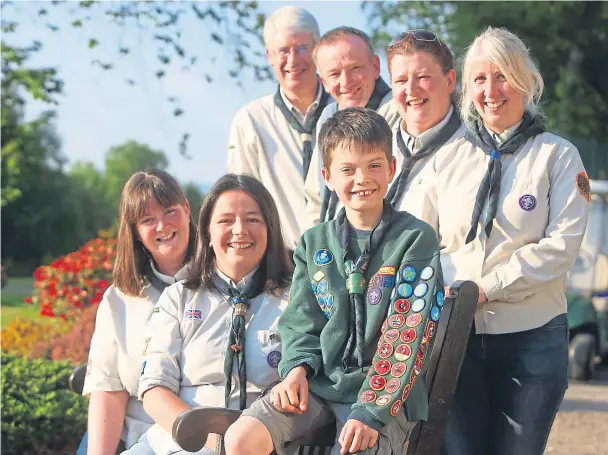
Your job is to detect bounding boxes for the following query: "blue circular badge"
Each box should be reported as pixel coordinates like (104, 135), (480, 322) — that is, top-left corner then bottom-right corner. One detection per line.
(420, 266), (434, 281)
(412, 298), (426, 313)
(436, 291), (445, 308)
(368, 287), (382, 305)
(430, 306), (441, 322)
(401, 266), (417, 282)
(414, 283), (429, 297)
(314, 249), (334, 266)
(267, 350), (282, 368)
(398, 283), (413, 298)
(519, 194), (537, 211)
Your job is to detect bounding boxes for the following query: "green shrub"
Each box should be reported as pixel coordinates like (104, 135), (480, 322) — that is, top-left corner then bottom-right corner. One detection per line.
(1, 355), (87, 455)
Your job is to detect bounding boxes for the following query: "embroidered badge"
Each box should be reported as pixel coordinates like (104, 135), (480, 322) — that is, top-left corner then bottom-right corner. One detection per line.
(576, 171), (592, 202)
(411, 298), (426, 313)
(369, 274), (382, 287)
(385, 378), (401, 394)
(410, 369), (417, 386)
(313, 270), (326, 281)
(414, 358), (424, 375)
(436, 291), (445, 308)
(269, 333), (281, 343)
(317, 280), (329, 296)
(360, 390), (377, 403)
(367, 287), (382, 305)
(370, 375), (387, 391)
(379, 266), (396, 276)
(313, 249), (334, 266)
(519, 194), (537, 211)
(394, 299), (411, 314)
(391, 362), (407, 377)
(311, 280), (318, 294)
(140, 361), (147, 376)
(406, 313), (423, 328)
(152, 306), (160, 314)
(321, 294), (334, 319)
(375, 360), (391, 375)
(401, 328), (417, 343)
(185, 309), (202, 320)
(267, 350), (282, 368)
(381, 275), (396, 288)
(414, 283), (428, 298)
(401, 266), (417, 282)
(395, 344), (412, 362)
(390, 400), (403, 417)
(430, 306), (441, 322)
(378, 343), (394, 358)
(398, 283), (413, 298)
(384, 329), (400, 344)
(417, 340), (428, 360)
(420, 266), (435, 281)
(388, 314), (406, 329)
(425, 321), (436, 338)
(401, 384), (412, 402)
(376, 395), (392, 406)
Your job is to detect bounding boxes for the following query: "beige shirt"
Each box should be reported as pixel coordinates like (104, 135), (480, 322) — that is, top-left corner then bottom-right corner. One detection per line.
(227, 84), (324, 249)
(303, 92), (400, 226)
(426, 131), (590, 334)
(137, 276), (288, 454)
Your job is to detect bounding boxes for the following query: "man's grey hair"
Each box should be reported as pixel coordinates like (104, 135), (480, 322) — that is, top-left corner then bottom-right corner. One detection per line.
(263, 6), (320, 48)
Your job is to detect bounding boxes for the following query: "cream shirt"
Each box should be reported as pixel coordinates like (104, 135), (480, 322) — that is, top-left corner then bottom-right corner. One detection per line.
(303, 92), (401, 226)
(426, 130), (590, 334)
(227, 84), (324, 250)
(137, 275), (289, 454)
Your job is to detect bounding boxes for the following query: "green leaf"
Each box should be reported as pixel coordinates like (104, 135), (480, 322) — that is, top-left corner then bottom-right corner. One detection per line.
(88, 38), (98, 49)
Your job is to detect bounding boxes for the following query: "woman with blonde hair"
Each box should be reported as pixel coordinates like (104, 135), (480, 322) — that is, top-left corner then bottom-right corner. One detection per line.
(427, 27), (591, 454)
(78, 169), (196, 454)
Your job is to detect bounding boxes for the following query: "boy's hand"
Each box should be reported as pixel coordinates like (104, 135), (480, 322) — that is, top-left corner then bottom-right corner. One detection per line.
(339, 419), (379, 454)
(270, 365), (309, 414)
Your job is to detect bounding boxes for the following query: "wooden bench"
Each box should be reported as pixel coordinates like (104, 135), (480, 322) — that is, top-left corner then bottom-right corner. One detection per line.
(70, 281), (478, 454)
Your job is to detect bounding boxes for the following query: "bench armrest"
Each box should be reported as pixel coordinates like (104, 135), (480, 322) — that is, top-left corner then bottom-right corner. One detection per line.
(69, 364), (88, 395)
(172, 406), (242, 452)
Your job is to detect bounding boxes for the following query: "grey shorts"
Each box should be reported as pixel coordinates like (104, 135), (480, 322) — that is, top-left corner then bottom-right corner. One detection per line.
(241, 389), (417, 455)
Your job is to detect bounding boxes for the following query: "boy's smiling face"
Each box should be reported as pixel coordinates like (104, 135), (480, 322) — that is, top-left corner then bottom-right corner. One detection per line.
(322, 143), (396, 220)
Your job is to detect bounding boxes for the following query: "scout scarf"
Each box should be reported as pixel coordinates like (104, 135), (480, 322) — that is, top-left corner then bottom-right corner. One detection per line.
(464, 112), (545, 244)
(215, 268), (266, 410)
(319, 77), (392, 222)
(336, 201), (393, 370)
(386, 107), (462, 207)
(144, 262), (172, 293)
(273, 83), (331, 181)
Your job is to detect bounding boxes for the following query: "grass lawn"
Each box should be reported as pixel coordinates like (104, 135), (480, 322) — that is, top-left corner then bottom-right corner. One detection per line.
(1, 276), (38, 328)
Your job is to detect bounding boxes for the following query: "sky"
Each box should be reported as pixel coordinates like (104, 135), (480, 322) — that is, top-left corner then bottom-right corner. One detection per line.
(6, 1), (395, 188)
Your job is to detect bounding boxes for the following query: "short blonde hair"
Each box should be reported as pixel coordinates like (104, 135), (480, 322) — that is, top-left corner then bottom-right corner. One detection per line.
(460, 27), (544, 129)
(263, 6), (320, 48)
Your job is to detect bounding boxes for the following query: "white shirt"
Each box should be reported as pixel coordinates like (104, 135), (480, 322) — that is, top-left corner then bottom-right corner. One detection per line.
(401, 105), (455, 153)
(426, 130), (590, 334)
(303, 92), (401, 226)
(137, 279), (289, 454)
(280, 83), (323, 125)
(227, 83), (325, 250)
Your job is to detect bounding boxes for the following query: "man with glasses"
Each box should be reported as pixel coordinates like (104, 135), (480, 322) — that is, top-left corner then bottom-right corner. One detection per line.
(303, 26), (400, 224)
(228, 6), (330, 251)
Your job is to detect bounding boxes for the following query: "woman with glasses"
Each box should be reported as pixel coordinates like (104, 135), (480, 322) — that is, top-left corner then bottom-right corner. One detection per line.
(429, 27), (590, 455)
(385, 30), (466, 221)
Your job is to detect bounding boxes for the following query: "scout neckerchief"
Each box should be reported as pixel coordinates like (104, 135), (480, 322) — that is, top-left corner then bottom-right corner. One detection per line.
(273, 82), (330, 181)
(144, 262), (172, 293)
(319, 77), (392, 223)
(336, 201), (393, 370)
(215, 268), (266, 410)
(386, 107), (462, 207)
(464, 112), (545, 244)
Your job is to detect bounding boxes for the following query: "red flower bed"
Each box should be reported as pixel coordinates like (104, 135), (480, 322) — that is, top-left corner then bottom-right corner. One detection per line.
(27, 238), (116, 321)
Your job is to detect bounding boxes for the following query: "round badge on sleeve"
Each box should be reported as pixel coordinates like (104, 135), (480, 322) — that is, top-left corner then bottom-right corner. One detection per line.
(430, 306), (441, 322)
(375, 360), (391, 375)
(436, 291), (445, 308)
(360, 390), (377, 404)
(370, 375), (387, 391)
(420, 266), (434, 280)
(391, 362), (407, 377)
(394, 344), (412, 362)
(398, 283), (413, 298)
(425, 321), (436, 338)
(414, 283), (428, 297)
(519, 194), (537, 211)
(384, 329), (400, 344)
(406, 313), (423, 328)
(390, 400), (403, 417)
(313, 249), (334, 266)
(401, 266), (417, 282)
(378, 343), (394, 358)
(376, 395), (392, 406)
(267, 351), (282, 368)
(367, 287), (382, 305)
(401, 384), (411, 402)
(401, 328), (417, 343)
(388, 314), (406, 329)
(411, 298), (426, 313)
(394, 299), (411, 314)
(385, 378), (401, 394)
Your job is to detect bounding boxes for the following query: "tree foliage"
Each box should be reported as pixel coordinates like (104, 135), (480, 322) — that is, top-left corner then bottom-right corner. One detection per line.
(364, 1), (608, 177)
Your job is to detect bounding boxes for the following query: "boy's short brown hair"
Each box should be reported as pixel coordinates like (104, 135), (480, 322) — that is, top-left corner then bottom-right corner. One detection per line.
(318, 107), (392, 169)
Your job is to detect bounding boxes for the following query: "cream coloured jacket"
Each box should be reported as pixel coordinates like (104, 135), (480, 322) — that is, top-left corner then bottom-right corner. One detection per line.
(303, 93), (400, 227)
(426, 131), (590, 334)
(137, 279), (288, 454)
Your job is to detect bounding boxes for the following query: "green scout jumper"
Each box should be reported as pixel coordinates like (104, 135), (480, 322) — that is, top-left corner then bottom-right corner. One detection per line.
(278, 204), (444, 430)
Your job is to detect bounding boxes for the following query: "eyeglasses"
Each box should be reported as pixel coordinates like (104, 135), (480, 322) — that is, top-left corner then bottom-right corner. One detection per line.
(274, 44), (313, 59)
(388, 30), (440, 48)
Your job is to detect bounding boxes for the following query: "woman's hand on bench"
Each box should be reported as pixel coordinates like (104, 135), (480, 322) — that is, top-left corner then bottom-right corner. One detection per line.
(270, 366), (309, 414)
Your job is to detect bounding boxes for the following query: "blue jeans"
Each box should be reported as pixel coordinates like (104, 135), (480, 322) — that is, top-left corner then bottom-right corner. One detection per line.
(76, 432), (127, 455)
(442, 313), (569, 455)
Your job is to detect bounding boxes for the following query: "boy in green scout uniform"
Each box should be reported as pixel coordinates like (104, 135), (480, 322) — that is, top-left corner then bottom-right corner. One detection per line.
(225, 108), (444, 455)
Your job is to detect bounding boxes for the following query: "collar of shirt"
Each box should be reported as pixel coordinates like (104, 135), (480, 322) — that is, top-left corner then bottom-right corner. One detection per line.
(400, 105), (454, 154)
(485, 118), (523, 146)
(150, 261), (189, 285)
(214, 264), (260, 292)
(280, 79), (323, 125)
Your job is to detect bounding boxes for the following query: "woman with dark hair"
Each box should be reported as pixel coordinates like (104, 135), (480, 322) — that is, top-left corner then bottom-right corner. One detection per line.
(79, 169), (196, 455)
(124, 173), (292, 455)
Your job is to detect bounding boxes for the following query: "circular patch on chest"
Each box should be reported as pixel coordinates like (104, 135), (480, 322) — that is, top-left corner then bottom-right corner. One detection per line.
(313, 249), (334, 266)
(266, 350), (282, 368)
(519, 194), (537, 211)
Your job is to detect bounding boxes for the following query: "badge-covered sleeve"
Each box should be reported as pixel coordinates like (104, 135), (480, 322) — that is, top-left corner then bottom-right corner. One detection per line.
(227, 108), (261, 179)
(82, 287), (123, 395)
(349, 250), (444, 429)
(137, 286), (183, 399)
(277, 236), (327, 380)
(479, 142), (590, 303)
